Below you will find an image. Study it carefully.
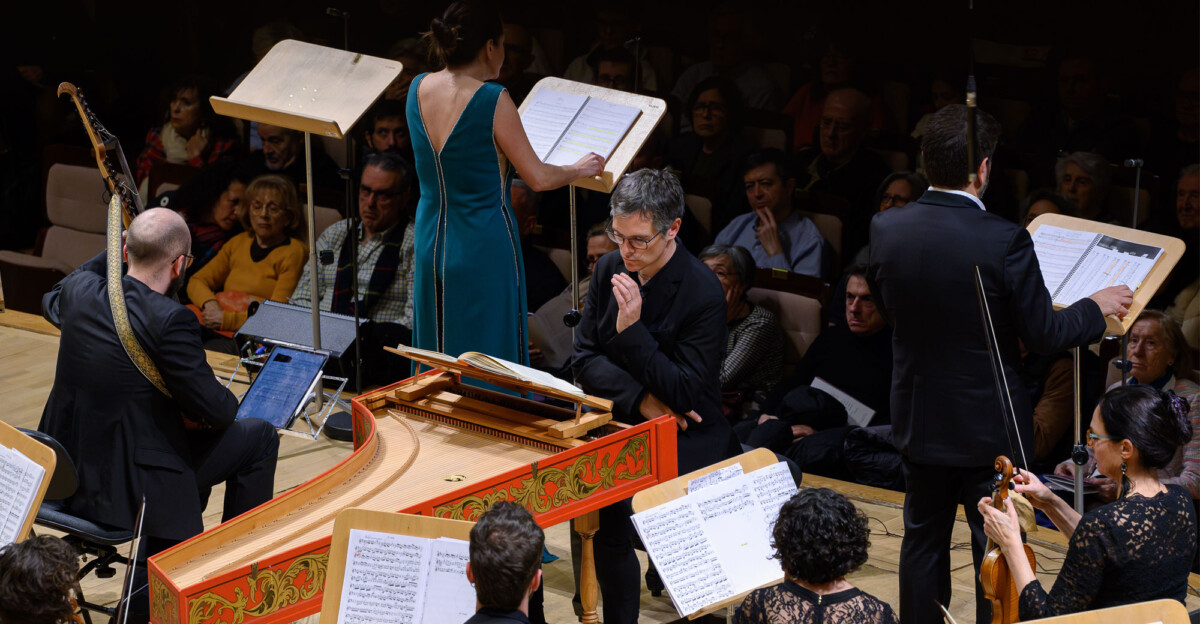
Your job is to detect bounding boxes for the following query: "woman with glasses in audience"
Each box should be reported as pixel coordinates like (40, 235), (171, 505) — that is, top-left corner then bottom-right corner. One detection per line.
(849, 171), (926, 268)
(173, 161), (250, 282)
(187, 174), (307, 335)
(980, 385), (1196, 619)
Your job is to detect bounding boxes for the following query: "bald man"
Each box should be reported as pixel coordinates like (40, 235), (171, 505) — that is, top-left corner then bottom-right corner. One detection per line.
(38, 208), (278, 559)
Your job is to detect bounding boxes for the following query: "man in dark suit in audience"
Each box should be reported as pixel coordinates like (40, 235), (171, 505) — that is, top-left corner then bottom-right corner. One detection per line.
(575, 168), (740, 624)
(867, 105), (1133, 624)
(38, 208), (279, 619)
(464, 501), (545, 624)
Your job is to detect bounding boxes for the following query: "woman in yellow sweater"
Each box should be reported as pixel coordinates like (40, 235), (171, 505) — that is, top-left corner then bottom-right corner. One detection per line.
(187, 174), (308, 332)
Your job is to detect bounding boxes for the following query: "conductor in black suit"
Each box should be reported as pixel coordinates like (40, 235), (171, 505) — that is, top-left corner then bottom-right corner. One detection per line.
(575, 168), (739, 624)
(867, 105), (1133, 624)
(37, 208), (279, 556)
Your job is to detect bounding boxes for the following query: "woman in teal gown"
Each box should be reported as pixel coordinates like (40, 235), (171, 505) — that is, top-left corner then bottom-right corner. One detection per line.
(407, 1), (602, 364)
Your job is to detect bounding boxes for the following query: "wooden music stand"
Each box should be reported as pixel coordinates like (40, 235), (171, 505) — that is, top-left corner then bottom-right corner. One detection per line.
(318, 508), (475, 624)
(1028, 213), (1186, 336)
(630, 448), (782, 620)
(210, 40), (400, 400)
(0, 419), (56, 544)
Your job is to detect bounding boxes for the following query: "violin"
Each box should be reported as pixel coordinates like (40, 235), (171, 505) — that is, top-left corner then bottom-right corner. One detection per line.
(979, 455), (1036, 624)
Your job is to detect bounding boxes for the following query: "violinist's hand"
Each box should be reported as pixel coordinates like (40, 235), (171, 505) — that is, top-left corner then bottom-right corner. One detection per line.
(1012, 468), (1055, 509)
(978, 497), (1023, 554)
(571, 152), (605, 179)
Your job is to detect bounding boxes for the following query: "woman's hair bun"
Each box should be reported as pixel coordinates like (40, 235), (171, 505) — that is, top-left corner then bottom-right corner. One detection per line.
(1165, 390), (1192, 441)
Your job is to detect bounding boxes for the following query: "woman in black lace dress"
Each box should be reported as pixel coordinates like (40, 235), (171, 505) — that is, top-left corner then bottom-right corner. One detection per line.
(979, 385), (1197, 619)
(735, 488), (898, 624)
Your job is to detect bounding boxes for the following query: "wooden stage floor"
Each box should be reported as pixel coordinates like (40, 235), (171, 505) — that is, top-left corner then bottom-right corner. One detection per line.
(3, 309), (1198, 624)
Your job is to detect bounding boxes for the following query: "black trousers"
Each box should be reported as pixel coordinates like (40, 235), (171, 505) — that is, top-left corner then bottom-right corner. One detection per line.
(191, 417), (280, 523)
(594, 498), (640, 624)
(898, 459), (993, 624)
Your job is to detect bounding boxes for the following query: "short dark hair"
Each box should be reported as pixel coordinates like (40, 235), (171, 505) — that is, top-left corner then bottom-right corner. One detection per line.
(469, 501), (544, 610)
(845, 263), (868, 280)
(686, 76), (744, 127)
(1099, 384), (1193, 470)
(772, 488), (870, 584)
(425, 1), (503, 68)
(592, 46), (636, 71)
(873, 170), (927, 210)
(920, 104), (1001, 189)
(1021, 187), (1076, 222)
(368, 99), (407, 127)
(363, 151), (412, 193)
(698, 244), (755, 290)
(177, 161), (250, 225)
(0, 536), (81, 624)
(741, 148), (793, 183)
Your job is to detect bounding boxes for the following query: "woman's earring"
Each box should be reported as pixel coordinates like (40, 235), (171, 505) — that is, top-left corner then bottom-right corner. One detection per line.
(1120, 461), (1129, 498)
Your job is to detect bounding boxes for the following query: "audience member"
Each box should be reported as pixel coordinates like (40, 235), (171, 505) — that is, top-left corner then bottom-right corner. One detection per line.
(699, 244), (783, 418)
(589, 46), (637, 93)
(1147, 68), (1200, 183)
(671, 7), (780, 115)
(783, 40), (887, 150)
(291, 153), (415, 384)
(562, 8), (657, 92)
(910, 72), (963, 140)
(715, 149), (828, 278)
(574, 169), (739, 624)
(1020, 187), (1076, 228)
(361, 98), (413, 163)
(512, 178), (567, 311)
(464, 501), (545, 624)
(794, 88), (892, 259)
(134, 75), (239, 197)
(1020, 343), (1084, 466)
(1058, 311), (1200, 501)
(1055, 151), (1113, 222)
(1151, 165), (1200, 314)
(494, 22), (542, 103)
(0, 536), (80, 624)
(383, 37), (433, 102)
(244, 122), (341, 191)
(187, 174), (308, 333)
(173, 161), (249, 281)
(981, 385), (1196, 619)
(667, 76), (755, 233)
(849, 170), (927, 268)
(735, 488), (898, 624)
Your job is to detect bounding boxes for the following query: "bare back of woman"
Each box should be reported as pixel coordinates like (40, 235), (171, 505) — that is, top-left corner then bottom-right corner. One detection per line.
(415, 71), (487, 155)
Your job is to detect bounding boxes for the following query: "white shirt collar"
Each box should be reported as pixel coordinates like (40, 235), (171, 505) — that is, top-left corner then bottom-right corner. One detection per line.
(929, 186), (987, 211)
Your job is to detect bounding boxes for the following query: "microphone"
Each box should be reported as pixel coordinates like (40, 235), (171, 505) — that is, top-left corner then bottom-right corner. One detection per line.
(1123, 159), (1144, 168)
(563, 309), (582, 328)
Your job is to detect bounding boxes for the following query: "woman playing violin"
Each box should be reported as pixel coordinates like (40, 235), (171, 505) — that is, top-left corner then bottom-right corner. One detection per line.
(979, 385), (1197, 619)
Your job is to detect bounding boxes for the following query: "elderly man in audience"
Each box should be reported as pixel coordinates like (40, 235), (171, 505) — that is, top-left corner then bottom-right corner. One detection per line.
(575, 168), (739, 624)
(464, 501), (546, 624)
(1154, 165), (1200, 323)
(1055, 151), (1113, 223)
(245, 122), (341, 192)
(715, 149), (829, 279)
(794, 87), (892, 259)
(291, 152), (415, 384)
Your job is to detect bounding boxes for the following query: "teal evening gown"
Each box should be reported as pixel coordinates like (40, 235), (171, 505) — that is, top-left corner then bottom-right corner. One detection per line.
(407, 74), (529, 367)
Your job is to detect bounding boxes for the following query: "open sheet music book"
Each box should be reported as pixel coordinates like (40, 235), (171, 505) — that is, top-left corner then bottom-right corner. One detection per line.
(391, 345), (585, 400)
(0, 444), (46, 545)
(1031, 224), (1164, 307)
(336, 529), (474, 624)
(632, 462), (798, 618)
(520, 89), (642, 167)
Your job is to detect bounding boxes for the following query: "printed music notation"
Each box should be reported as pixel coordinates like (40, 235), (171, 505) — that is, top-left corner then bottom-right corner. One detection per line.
(1031, 224), (1163, 307)
(632, 461), (799, 617)
(519, 88), (641, 168)
(336, 531), (474, 624)
(0, 444), (44, 545)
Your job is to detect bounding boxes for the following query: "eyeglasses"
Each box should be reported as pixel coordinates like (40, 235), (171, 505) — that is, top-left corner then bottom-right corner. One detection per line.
(249, 200), (286, 215)
(607, 226), (666, 250)
(819, 117), (855, 134)
(692, 102), (728, 115)
(178, 253), (194, 269)
(359, 184), (404, 203)
(1086, 428), (1119, 446)
(880, 194), (911, 205)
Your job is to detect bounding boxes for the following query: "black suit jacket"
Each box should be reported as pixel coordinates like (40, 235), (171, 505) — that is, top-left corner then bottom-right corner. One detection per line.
(868, 190), (1105, 467)
(38, 253), (239, 540)
(574, 244), (738, 474)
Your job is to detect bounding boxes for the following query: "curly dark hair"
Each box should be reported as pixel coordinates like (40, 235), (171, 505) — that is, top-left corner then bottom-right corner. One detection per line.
(772, 488), (870, 584)
(0, 536), (81, 624)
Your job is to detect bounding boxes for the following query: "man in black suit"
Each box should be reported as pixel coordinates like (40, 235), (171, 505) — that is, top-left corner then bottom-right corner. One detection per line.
(575, 168), (739, 624)
(464, 501), (544, 624)
(868, 105), (1133, 623)
(37, 208), (279, 572)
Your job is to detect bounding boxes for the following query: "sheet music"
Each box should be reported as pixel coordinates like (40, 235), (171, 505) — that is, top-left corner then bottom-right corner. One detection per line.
(632, 496), (734, 616)
(420, 538), (475, 624)
(544, 97), (641, 166)
(749, 462), (798, 529)
(0, 445), (45, 545)
(692, 477), (779, 591)
(519, 89), (588, 160)
(1031, 225), (1097, 297)
(687, 463), (743, 493)
(338, 529), (432, 624)
(1052, 234), (1163, 306)
(810, 377), (875, 428)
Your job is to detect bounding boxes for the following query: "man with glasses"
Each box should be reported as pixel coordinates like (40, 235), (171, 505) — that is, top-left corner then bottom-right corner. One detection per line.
(574, 169), (739, 624)
(39, 207), (280, 620)
(291, 152), (416, 384)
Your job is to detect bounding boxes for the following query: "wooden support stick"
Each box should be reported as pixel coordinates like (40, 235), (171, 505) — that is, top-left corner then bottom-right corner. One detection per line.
(576, 510), (600, 624)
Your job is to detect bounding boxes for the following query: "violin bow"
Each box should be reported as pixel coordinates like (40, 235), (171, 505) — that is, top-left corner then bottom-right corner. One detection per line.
(973, 265), (1030, 471)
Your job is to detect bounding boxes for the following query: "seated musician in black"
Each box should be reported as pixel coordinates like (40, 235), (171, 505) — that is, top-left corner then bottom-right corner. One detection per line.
(980, 385), (1197, 619)
(464, 501), (545, 624)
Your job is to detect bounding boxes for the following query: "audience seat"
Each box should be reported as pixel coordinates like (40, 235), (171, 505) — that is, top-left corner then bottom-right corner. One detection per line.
(747, 268), (831, 363)
(685, 194), (714, 238)
(311, 205), (343, 239)
(537, 246), (573, 282)
(866, 131), (917, 173)
(0, 156), (108, 314)
(798, 210), (843, 259)
(741, 108), (794, 153)
(1109, 165), (1159, 228)
(147, 160), (198, 203)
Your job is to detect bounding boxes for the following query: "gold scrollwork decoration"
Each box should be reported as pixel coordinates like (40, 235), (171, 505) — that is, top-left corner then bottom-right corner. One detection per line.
(435, 433), (651, 520)
(187, 553), (328, 624)
(150, 576), (179, 624)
